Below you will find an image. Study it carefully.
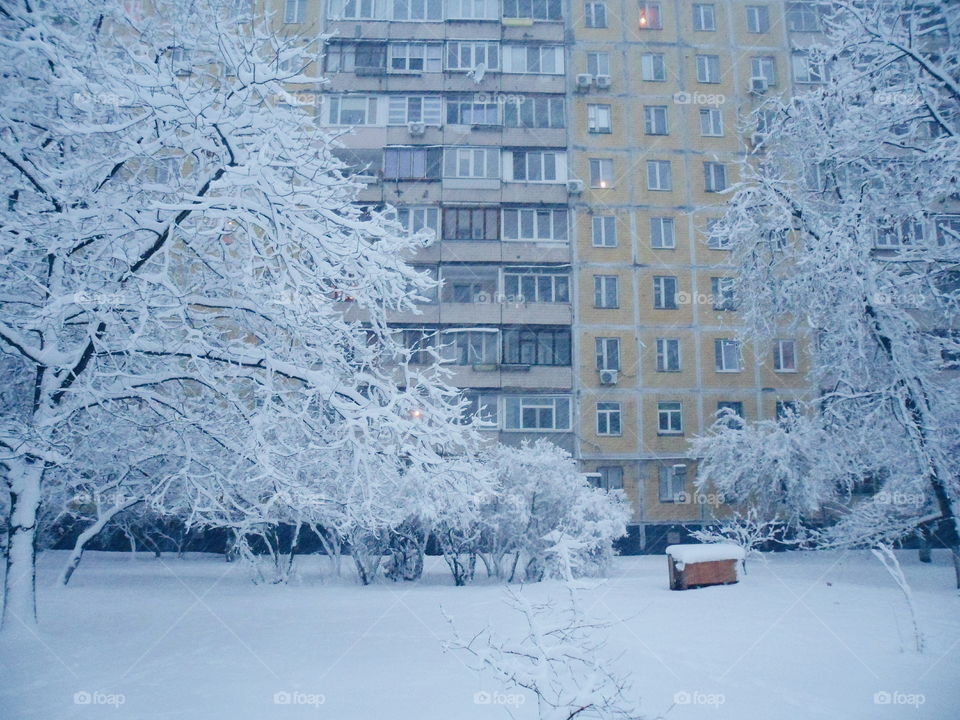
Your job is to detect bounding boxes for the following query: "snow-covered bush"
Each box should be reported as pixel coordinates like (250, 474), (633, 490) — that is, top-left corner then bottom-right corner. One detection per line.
(476, 441), (629, 584)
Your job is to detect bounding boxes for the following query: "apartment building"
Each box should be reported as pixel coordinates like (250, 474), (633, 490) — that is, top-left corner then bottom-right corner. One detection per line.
(268, 0), (825, 550)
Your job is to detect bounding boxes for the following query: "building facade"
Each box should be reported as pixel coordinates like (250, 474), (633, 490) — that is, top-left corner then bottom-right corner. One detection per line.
(270, 0), (824, 550)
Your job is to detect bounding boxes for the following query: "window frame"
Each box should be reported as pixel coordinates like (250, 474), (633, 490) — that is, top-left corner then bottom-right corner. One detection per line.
(595, 336), (621, 371)
(773, 338), (798, 372)
(715, 338), (742, 372)
(593, 274), (620, 309)
(596, 402), (623, 437)
(656, 337), (681, 372)
(657, 402), (683, 435)
(653, 275), (678, 309)
(503, 395), (571, 431)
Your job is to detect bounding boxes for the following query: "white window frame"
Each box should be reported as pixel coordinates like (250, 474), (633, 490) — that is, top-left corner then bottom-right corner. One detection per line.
(398, 206), (440, 241)
(445, 0), (499, 20)
(650, 216), (675, 249)
(746, 4), (770, 33)
(792, 53), (824, 84)
(693, 3), (716, 31)
(786, 1), (820, 32)
(656, 338), (681, 372)
(641, 53), (666, 81)
(587, 51), (610, 76)
(592, 215), (617, 247)
(388, 42), (443, 73)
(646, 160), (672, 191)
(751, 56), (777, 86)
(502, 267), (570, 303)
(504, 395), (571, 431)
(711, 276), (736, 310)
(284, 0), (307, 23)
(699, 107), (724, 137)
(444, 147), (500, 179)
(443, 329), (499, 365)
(327, 95), (379, 126)
(696, 54), (721, 83)
(447, 41), (500, 72)
(502, 208), (568, 242)
(390, 0), (443, 21)
(587, 103), (612, 133)
(596, 402), (622, 436)
(510, 150), (564, 183)
(594, 275), (619, 308)
(659, 463), (687, 501)
(387, 95), (443, 126)
(715, 339), (742, 372)
(644, 105), (668, 135)
(638, 1), (662, 29)
(503, 45), (564, 75)
(585, 1), (607, 27)
(589, 158), (614, 188)
(595, 336), (621, 370)
(773, 338), (797, 372)
(653, 275), (678, 309)
(704, 162), (727, 192)
(657, 402), (683, 435)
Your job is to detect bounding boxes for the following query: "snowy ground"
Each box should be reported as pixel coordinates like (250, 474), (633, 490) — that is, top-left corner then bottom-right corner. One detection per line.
(1, 549), (958, 719)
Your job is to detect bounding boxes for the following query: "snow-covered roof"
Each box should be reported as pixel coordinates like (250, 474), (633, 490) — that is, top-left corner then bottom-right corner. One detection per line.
(666, 543), (745, 563)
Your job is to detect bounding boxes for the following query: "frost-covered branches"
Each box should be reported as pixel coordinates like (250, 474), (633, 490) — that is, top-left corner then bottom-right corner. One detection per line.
(698, 0), (960, 566)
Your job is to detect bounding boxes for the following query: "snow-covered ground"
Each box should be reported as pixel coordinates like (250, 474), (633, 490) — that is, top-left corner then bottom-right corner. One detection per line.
(1, 550), (958, 719)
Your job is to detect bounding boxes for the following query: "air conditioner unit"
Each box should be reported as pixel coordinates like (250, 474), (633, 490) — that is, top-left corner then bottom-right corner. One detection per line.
(576, 73), (594, 90)
(750, 76), (769, 94)
(599, 369), (618, 385)
(566, 178), (584, 194)
(407, 121), (426, 136)
(594, 74), (612, 89)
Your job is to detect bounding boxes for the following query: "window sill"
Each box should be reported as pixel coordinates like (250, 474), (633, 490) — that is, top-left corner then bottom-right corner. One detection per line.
(657, 432), (684, 437)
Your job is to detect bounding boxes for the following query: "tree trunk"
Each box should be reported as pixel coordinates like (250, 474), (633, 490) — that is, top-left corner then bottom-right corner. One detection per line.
(2, 459), (44, 630)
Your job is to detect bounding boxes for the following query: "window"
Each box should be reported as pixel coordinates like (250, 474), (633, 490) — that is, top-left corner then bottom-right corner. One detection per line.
(650, 217), (675, 249)
(704, 162), (727, 192)
(503, 266), (570, 303)
(656, 338), (680, 372)
(876, 218), (925, 248)
(329, 0), (380, 19)
(711, 276), (736, 310)
(592, 215), (617, 247)
(786, 1), (820, 31)
(699, 108), (723, 136)
(585, 1), (607, 27)
(773, 339), (797, 372)
(597, 403), (622, 436)
(446, 0), (499, 20)
(657, 402), (683, 435)
(935, 215), (960, 246)
(776, 400), (799, 422)
(502, 208), (568, 241)
(325, 42), (387, 73)
(594, 466), (624, 490)
(389, 43), (443, 72)
(751, 56), (777, 86)
(504, 395), (571, 430)
(693, 3), (716, 31)
(653, 275), (677, 309)
(504, 96), (565, 128)
(792, 53), (824, 83)
(705, 218), (728, 249)
(503, 0), (562, 19)
(440, 265), (497, 303)
(387, 96), (443, 125)
(444, 147), (500, 179)
(443, 207), (499, 241)
(659, 463), (687, 501)
(587, 104), (612, 133)
(383, 147), (443, 180)
(746, 5), (769, 33)
(398, 206), (440, 241)
(594, 275), (619, 308)
(512, 150), (562, 182)
(595, 337), (620, 370)
(461, 391), (498, 425)
(503, 46), (564, 74)
(587, 52), (610, 77)
(715, 339), (742, 372)
(328, 95), (378, 125)
(502, 327), (571, 366)
(284, 0), (306, 23)
(443, 329), (499, 364)
(403, 328), (438, 364)
(696, 54), (720, 83)
(716, 401), (744, 428)
(644, 105), (668, 135)
(638, 1), (662, 29)
(447, 95), (499, 125)
(155, 157), (180, 185)
(447, 41), (500, 71)
(641, 53), (666, 81)
(391, 0), (443, 20)
(590, 158), (614, 188)
(646, 160), (672, 191)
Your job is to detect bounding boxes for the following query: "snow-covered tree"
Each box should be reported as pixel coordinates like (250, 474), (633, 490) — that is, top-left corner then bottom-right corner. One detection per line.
(697, 0), (960, 580)
(0, 0), (475, 627)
